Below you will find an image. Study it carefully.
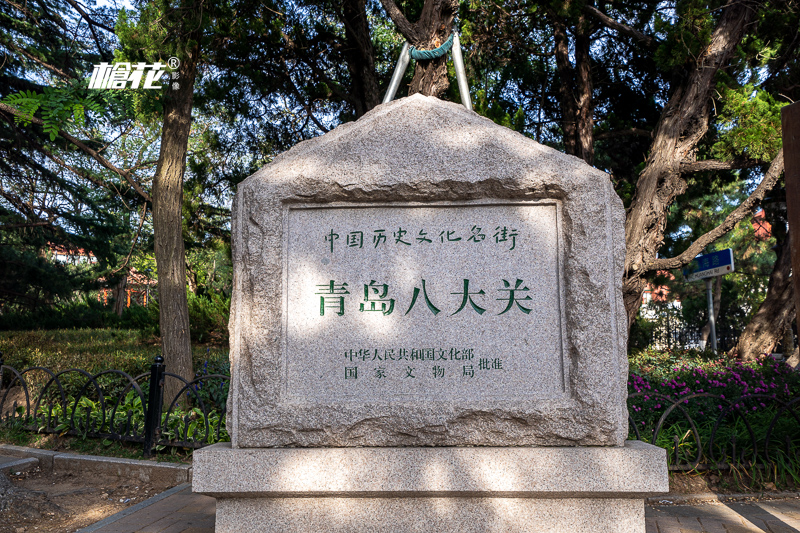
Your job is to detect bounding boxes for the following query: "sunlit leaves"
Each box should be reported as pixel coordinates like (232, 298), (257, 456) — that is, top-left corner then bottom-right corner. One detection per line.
(712, 85), (785, 162)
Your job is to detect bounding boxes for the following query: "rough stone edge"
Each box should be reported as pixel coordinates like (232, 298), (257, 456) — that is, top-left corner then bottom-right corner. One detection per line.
(76, 483), (192, 533)
(0, 456), (38, 474)
(193, 441), (668, 498)
(0, 444), (190, 483)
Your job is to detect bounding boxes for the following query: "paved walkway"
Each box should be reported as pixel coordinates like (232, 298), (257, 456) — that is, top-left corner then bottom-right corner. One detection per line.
(79, 488), (800, 533)
(78, 485), (215, 533)
(646, 500), (800, 532)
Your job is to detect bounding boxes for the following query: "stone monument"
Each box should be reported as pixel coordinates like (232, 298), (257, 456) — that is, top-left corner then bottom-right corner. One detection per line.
(193, 94), (668, 532)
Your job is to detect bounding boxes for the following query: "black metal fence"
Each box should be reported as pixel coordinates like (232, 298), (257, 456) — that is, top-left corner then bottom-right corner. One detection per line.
(0, 355), (228, 457)
(3, 355), (800, 471)
(628, 391), (800, 471)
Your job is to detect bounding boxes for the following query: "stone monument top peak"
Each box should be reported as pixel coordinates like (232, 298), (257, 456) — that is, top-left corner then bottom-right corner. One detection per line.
(247, 94), (604, 195)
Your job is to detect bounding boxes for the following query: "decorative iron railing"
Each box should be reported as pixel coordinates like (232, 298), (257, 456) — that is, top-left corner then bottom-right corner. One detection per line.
(628, 391), (800, 471)
(0, 354), (228, 457)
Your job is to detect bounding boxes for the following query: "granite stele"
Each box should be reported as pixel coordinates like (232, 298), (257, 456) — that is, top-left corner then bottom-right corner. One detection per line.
(193, 94), (668, 532)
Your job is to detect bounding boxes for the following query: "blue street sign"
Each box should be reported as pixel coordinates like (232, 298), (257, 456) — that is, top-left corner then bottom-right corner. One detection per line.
(683, 249), (735, 282)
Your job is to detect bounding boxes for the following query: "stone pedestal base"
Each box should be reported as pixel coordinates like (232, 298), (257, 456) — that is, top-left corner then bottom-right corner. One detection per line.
(193, 440), (668, 533)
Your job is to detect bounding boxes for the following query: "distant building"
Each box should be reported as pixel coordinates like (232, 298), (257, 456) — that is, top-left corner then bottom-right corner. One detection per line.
(48, 244), (97, 264)
(752, 208), (772, 240)
(98, 268), (157, 307)
(642, 271), (676, 307)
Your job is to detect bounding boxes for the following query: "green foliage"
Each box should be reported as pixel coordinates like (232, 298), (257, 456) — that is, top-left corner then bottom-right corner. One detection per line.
(629, 313), (658, 353)
(27, 389), (229, 448)
(0, 422), (189, 462)
(473, 90), (526, 132)
(0, 328), (228, 377)
(187, 292), (230, 344)
(653, 176), (777, 339)
(711, 85), (785, 162)
(0, 298), (157, 333)
(0, 287), (231, 345)
(652, 0), (717, 71)
(1, 83), (108, 140)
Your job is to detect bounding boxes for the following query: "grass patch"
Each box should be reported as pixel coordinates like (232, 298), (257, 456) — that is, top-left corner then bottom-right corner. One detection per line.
(0, 328), (228, 376)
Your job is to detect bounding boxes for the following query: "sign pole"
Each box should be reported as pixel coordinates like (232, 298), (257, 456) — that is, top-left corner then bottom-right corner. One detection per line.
(705, 278), (717, 351)
(782, 102), (800, 347)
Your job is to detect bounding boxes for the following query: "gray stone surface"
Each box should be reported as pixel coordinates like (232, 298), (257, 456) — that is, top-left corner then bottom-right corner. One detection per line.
(53, 453), (190, 484)
(193, 441), (668, 498)
(0, 443), (58, 470)
(214, 498), (645, 533)
(229, 94), (629, 447)
(0, 455), (38, 474)
(0, 444), (191, 482)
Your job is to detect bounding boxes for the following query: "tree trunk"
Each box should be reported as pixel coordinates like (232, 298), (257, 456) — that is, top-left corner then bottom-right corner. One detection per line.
(574, 12), (594, 166)
(112, 274), (128, 317)
(733, 233), (795, 361)
(622, 0), (758, 327)
(552, 18), (577, 157)
(341, 0), (381, 116)
(550, 9), (594, 165)
(407, 0), (457, 97)
(379, 0), (458, 98)
(700, 275), (722, 346)
(787, 347), (800, 369)
(186, 261), (198, 294)
(153, 43), (199, 406)
(782, 319), (795, 354)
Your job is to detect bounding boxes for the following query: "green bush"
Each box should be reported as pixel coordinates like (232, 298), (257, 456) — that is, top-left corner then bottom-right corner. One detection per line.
(0, 291), (229, 345)
(0, 297), (118, 330)
(187, 292), (229, 343)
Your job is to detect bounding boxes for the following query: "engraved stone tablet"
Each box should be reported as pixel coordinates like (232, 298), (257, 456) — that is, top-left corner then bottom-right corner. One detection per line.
(228, 94), (629, 447)
(285, 202), (566, 403)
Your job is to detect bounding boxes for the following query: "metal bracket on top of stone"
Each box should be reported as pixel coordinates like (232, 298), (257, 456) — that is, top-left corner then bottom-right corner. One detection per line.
(382, 31), (472, 111)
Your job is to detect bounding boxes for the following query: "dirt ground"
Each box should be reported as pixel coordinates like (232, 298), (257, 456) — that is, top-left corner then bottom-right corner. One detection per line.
(669, 470), (797, 495)
(0, 466), (176, 533)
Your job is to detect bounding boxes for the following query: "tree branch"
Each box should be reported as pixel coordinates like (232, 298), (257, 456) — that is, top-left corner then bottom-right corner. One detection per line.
(0, 37), (73, 79)
(0, 102), (153, 203)
(379, 0), (419, 43)
(16, 127), (111, 191)
(63, 0), (115, 33)
(644, 148), (784, 272)
(64, 0), (114, 61)
(583, 5), (657, 49)
(0, 221), (52, 229)
(595, 127), (653, 140)
(111, 202), (147, 275)
(680, 158), (761, 173)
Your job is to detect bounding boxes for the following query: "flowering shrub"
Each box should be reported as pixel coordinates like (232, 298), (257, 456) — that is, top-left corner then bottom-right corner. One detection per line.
(627, 348), (800, 472)
(629, 350), (800, 401)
